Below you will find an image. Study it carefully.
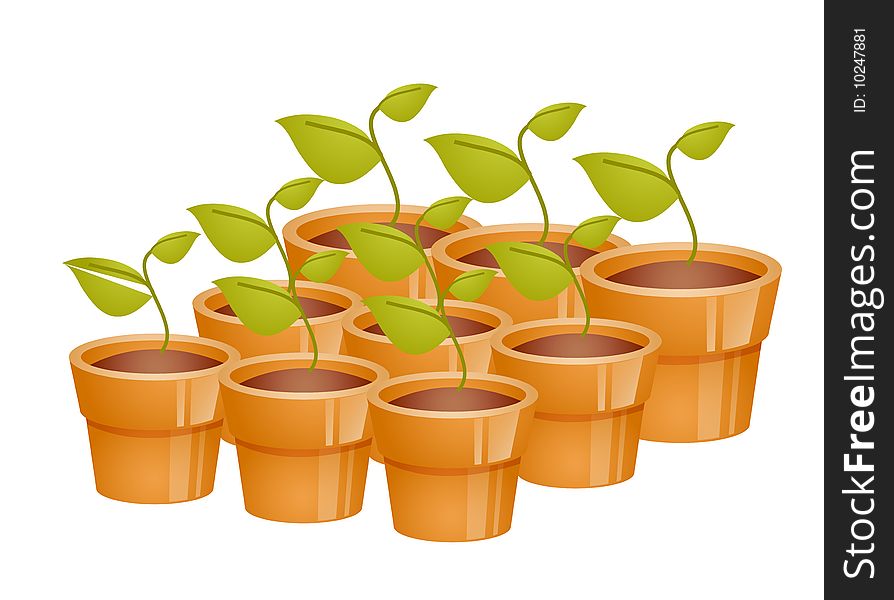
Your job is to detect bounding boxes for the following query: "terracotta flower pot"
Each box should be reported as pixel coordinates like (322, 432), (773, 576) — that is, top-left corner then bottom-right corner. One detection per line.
(431, 223), (628, 323)
(368, 372), (537, 541)
(581, 243), (782, 442)
(490, 319), (660, 487)
(283, 204), (480, 300)
(69, 334), (239, 503)
(342, 299), (511, 462)
(194, 280), (360, 444)
(219, 353), (387, 523)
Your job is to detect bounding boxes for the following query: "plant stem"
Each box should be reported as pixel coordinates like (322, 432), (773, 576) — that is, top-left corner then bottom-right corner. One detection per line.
(443, 314), (468, 390)
(666, 143), (698, 264)
(141, 246), (170, 352)
(290, 269), (319, 370)
(368, 106), (401, 223)
(562, 230), (591, 335)
(517, 124), (549, 243)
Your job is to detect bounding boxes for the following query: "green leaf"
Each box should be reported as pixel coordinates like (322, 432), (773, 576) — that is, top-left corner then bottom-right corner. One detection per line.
(574, 153), (678, 222)
(66, 265), (151, 316)
(486, 242), (572, 301)
(188, 204), (275, 263)
(363, 296), (450, 355)
(299, 250), (348, 283)
(572, 216), (620, 249)
(527, 103), (586, 141)
(273, 177), (323, 210)
(63, 257), (145, 285)
(426, 134), (529, 203)
(337, 222), (423, 282)
(213, 277), (301, 336)
(676, 122), (735, 160)
(151, 231), (200, 264)
(378, 83), (437, 122)
(448, 269), (496, 302)
(277, 115), (381, 184)
(423, 196), (472, 229)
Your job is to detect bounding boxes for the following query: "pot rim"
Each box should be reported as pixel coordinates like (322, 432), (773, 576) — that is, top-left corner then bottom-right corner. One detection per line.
(430, 222), (628, 276)
(580, 242), (782, 298)
(218, 352), (387, 401)
(281, 203), (481, 257)
(69, 334), (239, 381)
(193, 280), (360, 327)
(490, 318), (662, 366)
(368, 371), (537, 420)
(342, 299), (512, 346)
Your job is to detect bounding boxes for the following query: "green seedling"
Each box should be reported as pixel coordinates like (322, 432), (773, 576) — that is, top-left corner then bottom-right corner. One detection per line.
(276, 83), (437, 224)
(65, 231), (201, 351)
(338, 196), (497, 389)
(189, 179), (348, 369)
(426, 102), (586, 243)
(574, 121), (735, 263)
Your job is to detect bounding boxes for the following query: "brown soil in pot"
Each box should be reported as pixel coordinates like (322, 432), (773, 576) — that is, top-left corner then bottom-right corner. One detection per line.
(460, 241), (598, 269)
(240, 368), (371, 393)
(92, 349), (222, 374)
(607, 260), (759, 289)
(310, 223), (450, 250)
(390, 387), (519, 412)
(215, 297), (344, 318)
(363, 315), (493, 337)
(512, 333), (643, 358)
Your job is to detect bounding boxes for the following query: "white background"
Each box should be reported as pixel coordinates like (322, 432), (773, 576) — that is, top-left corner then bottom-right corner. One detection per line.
(1, 1), (823, 598)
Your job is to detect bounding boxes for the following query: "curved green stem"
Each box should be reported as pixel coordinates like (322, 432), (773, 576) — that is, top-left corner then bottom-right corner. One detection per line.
(290, 275), (319, 370)
(443, 314), (468, 390)
(563, 231), (590, 335)
(415, 210), (444, 312)
(141, 247), (170, 352)
(666, 143), (698, 264)
(517, 124), (550, 243)
(369, 106), (400, 223)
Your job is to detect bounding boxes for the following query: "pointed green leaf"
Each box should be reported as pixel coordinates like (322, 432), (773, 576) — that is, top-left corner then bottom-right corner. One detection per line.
(188, 204), (275, 263)
(151, 231), (200, 264)
(364, 296), (450, 355)
(572, 216), (620, 249)
(426, 134), (529, 203)
(378, 83), (437, 122)
(299, 250), (348, 283)
(423, 196), (472, 229)
(527, 103), (586, 141)
(66, 266), (151, 316)
(448, 269), (496, 302)
(277, 115), (381, 184)
(63, 257), (145, 285)
(574, 153), (678, 222)
(273, 177), (323, 210)
(676, 122), (735, 160)
(487, 242), (572, 301)
(213, 277), (301, 336)
(337, 222), (423, 282)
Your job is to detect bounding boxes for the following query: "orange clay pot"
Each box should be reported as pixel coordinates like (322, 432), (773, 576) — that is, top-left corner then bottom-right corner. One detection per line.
(219, 353), (387, 523)
(194, 280), (360, 444)
(581, 243), (782, 442)
(283, 204), (480, 300)
(342, 299), (511, 463)
(69, 334), (239, 503)
(368, 372), (537, 542)
(490, 319), (660, 487)
(431, 224), (628, 323)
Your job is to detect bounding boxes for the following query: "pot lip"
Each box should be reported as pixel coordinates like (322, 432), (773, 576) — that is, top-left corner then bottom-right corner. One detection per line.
(193, 280), (361, 326)
(281, 203), (481, 256)
(218, 352), (388, 401)
(580, 242), (783, 298)
(368, 371), (537, 420)
(69, 334), (240, 381)
(490, 318), (661, 366)
(342, 299), (512, 346)
(430, 223), (628, 276)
